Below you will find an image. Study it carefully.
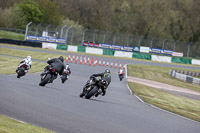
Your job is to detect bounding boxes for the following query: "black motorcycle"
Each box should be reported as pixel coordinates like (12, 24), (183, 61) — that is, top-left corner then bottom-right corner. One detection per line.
(80, 76), (108, 99)
(61, 70), (70, 83)
(119, 73), (124, 81)
(39, 66), (57, 86)
(16, 64), (27, 78)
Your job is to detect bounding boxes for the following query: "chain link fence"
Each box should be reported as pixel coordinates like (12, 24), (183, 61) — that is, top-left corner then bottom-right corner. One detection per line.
(1, 23), (199, 58)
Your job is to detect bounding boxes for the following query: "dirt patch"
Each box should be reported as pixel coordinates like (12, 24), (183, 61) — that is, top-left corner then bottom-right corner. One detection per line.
(127, 76), (200, 101)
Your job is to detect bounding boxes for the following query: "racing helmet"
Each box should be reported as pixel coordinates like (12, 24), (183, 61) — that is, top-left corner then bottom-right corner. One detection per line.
(27, 56), (31, 59)
(27, 56), (31, 61)
(59, 56), (64, 62)
(105, 69), (110, 73)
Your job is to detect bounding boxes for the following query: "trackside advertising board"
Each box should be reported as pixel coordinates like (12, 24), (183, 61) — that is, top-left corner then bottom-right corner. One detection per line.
(26, 35), (66, 44)
(149, 48), (173, 55)
(83, 42), (140, 52)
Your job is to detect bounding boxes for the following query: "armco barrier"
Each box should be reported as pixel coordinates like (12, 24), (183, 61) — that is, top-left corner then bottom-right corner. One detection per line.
(132, 53), (151, 60)
(114, 51), (132, 58)
(169, 69), (200, 85)
(171, 57), (191, 64)
(86, 47), (103, 55)
(103, 49), (115, 56)
(57, 44), (68, 50)
(192, 59), (200, 65)
(0, 38), (42, 47)
(151, 55), (171, 63)
(2, 38), (200, 66)
(42, 42), (57, 49)
(68, 45), (78, 52)
(77, 46), (86, 52)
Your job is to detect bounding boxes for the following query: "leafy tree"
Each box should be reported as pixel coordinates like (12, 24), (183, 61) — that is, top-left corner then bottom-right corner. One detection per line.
(15, 0), (44, 28)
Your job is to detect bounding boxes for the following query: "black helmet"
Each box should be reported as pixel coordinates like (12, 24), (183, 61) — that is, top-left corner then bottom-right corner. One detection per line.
(105, 69), (110, 73)
(59, 56), (64, 62)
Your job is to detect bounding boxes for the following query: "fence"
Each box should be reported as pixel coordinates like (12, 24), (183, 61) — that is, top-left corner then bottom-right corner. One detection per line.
(4, 22), (199, 58)
(169, 69), (200, 86)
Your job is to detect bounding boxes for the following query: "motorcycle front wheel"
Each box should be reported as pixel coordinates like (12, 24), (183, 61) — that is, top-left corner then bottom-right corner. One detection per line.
(39, 74), (51, 86)
(85, 86), (99, 99)
(17, 69), (25, 78)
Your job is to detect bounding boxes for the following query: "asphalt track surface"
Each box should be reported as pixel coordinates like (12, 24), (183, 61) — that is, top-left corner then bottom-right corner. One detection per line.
(0, 45), (200, 133)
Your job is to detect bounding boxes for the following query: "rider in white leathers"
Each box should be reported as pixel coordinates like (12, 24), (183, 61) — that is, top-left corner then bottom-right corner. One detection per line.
(16, 56), (32, 73)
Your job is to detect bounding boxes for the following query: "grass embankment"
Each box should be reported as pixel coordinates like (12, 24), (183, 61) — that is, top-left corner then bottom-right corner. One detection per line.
(0, 55), (45, 74)
(0, 30), (24, 40)
(127, 64), (200, 92)
(0, 114), (53, 133)
(127, 64), (200, 122)
(128, 82), (200, 122)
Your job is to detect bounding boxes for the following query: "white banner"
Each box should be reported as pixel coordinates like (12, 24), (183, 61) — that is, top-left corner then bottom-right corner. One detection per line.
(152, 55), (171, 63)
(140, 46), (150, 53)
(68, 45), (78, 52)
(86, 47), (103, 55)
(114, 51), (133, 58)
(172, 52), (183, 57)
(42, 42), (57, 49)
(192, 59), (200, 65)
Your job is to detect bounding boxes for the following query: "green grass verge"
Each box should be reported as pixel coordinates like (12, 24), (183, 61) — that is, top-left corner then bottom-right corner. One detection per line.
(1, 43), (200, 68)
(0, 55), (45, 74)
(0, 114), (53, 133)
(128, 82), (200, 122)
(0, 47), (67, 62)
(0, 30), (24, 40)
(127, 64), (200, 92)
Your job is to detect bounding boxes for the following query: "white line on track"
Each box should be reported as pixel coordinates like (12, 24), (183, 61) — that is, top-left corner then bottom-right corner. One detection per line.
(125, 64), (199, 123)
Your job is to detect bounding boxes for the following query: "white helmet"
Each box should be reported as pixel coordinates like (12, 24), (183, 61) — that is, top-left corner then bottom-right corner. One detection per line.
(27, 56), (31, 59)
(27, 56), (31, 61)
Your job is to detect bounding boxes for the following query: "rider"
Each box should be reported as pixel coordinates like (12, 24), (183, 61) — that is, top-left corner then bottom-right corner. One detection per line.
(16, 56), (32, 73)
(118, 69), (124, 76)
(91, 69), (111, 96)
(61, 63), (71, 79)
(41, 56), (65, 80)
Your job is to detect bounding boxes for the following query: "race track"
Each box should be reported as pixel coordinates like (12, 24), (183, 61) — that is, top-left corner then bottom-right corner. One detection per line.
(0, 45), (200, 133)
(0, 61), (200, 133)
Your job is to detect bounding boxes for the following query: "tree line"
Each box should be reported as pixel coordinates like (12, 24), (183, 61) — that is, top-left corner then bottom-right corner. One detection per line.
(0, 0), (199, 50)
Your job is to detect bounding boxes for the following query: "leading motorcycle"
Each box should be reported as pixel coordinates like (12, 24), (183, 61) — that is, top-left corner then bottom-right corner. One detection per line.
(118, 73), (124, 81)
(80, 76), (108, 99)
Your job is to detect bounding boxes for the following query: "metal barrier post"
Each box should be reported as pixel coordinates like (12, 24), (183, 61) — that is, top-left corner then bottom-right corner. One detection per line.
(162, 39), (167, 49)
(150, 38), (155, 48)
(173, 40), (179, 51)
(60, 25), (67, 38)
(35, 23), (41, 36)
(187, 42), (192, 57)
(24, 22), (32, 40)
(65, 26), (72, 45)
(70, 29), (74, 45)
(82, 29), (87, 43)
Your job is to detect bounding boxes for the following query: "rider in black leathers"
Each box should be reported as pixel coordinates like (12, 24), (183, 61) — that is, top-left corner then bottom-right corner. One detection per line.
(88, 69), (111, 96)
(41, 56), (65, 80)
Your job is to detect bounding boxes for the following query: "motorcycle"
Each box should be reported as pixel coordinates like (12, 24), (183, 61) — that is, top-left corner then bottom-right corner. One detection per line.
(16, 64), (27, 78)
(39, 66), (57, 87)
(61, 70), (70, 83)
(80, 76), (108, 99)
(118, 73), (124, 81)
